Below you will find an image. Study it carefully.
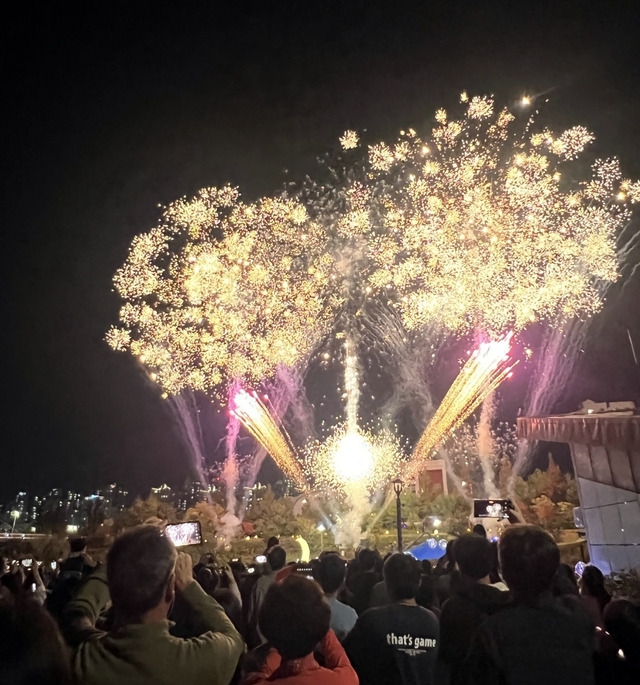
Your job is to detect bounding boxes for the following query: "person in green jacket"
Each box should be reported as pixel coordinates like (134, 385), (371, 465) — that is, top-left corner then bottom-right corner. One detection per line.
(63, 525), (245, 685)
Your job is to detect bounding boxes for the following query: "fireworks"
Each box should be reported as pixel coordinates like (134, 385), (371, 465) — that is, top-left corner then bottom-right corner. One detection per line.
(229, 389), (306, 488)
(107, 187), (340, 396)
(304, 423), (404, 495)
(407, 333), (517, 478)
(107, 93), (639, 530)
(359, 94), (632, 335)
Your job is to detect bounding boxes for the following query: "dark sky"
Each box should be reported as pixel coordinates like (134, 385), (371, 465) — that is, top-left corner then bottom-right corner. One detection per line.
(1, 0), (639, 500)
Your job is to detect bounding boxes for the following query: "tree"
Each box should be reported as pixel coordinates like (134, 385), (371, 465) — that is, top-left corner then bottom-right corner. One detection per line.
(112, 495), (178, 534)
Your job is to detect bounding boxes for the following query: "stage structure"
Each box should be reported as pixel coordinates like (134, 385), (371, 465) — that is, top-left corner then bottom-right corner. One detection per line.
(517, 402), (640, 573)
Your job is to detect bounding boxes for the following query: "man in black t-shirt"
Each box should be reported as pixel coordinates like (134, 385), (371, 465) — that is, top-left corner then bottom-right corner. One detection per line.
(345, 553), (439, 685)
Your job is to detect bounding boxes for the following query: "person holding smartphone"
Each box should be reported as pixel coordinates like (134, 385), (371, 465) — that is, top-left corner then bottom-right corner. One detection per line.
(63, 525), (244, 685)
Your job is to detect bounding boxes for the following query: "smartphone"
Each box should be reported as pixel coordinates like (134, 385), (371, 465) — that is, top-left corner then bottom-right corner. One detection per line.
(473, 499), (511, 518)
(21, 558), (33, 567)
(255, 554), (267, 564)
(164, 521), (202, 547)
(50, 561), (57, 571)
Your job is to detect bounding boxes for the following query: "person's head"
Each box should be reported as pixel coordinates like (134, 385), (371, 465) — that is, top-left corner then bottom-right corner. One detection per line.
(0, 595), (72, 684)
(259, 575), (330, 659)
(472, 523), (487, 538)
(316, 553), (347, 595)
(0, 571), (23, 599)
(267, 545), (286, 572)
(106, 526), (177, 622)
(69, 537), (87, 554)
(384, 553), (421, 602)
(357, 548), (378, 572)
(552, 563), (579, 597)
(416, 574), (438, 611)
(579, 565), (608, 597)
(454, 534), (495, 581)
(604, 599), (640, 664)
(499, 525), (559, 603)
(266, 536), (280, 551)
(196, 567), (219, 596)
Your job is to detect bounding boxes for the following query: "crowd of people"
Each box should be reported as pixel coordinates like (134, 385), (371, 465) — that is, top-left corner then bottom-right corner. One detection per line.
(1, 523), (639, 685)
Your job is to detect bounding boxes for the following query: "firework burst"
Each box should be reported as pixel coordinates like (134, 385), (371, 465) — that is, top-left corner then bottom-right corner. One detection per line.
(304, 424), (404, 496)
(107, 187), (340, 396)
(356, 94), (635, 335)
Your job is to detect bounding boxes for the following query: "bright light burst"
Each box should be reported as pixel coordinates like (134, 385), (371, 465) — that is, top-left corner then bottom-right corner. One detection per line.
(304, 424), (404, 495)
(229, 389), (306, 488)
(106, 93), (640, 506)
(407, 333), (517, 477)
(358, 94), (635, 335)
(106, 187), (340, 396)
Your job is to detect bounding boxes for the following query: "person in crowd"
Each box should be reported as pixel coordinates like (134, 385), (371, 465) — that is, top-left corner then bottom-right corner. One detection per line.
(551, 562), (579, 598)
(579, 564), (611, 627)
(265, 536), (280, 552)
(346, 547), (381, 614)
(368, 553), (394, 608)
(465, 525), (595, 685)
(415, 573), (440, 616)
(248, 544), (287, 645)
(0, 594), (73, 685)
(472, 524), (487, 538)
(195, 564), (244, 633)
(487, 541), (508, 591)
(344, 552), (439, 685)
(63, 525), (244, 685)
(315, 552), (357, 641)
(434, 539), (457, 605)
(242, 575), (358, 685)
(47, 537), (95, 621)
(436, 534), (509, 685)
(604, 599), (640, 670)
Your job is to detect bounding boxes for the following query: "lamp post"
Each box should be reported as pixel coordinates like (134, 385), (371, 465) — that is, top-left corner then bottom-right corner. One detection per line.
(10, 510), (20, 534)
(392, 479), (403, 552)
(317, 523), (326, 552)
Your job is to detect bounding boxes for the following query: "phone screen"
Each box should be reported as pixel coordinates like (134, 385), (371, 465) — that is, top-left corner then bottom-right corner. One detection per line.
(21, 558), (32, 567)
(164, 521), (202, 547)
(255, 554), (267, 564)
(473, 499), (510, 518)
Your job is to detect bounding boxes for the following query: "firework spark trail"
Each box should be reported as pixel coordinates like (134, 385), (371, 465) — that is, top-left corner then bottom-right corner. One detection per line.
(407, 334), (517, 480)
(168, 391), (210, 493)
(477, 393), (498, 497)
(363, 303), (443, 433)
(344, 336), (360, 432)
(230, 388), (306, 489)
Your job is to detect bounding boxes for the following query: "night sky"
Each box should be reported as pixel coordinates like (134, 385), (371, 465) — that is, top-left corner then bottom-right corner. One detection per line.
(2, 1), (639, 500)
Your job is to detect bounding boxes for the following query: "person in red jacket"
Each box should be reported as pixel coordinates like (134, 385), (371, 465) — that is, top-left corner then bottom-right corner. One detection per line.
(242, 574), (358, 685)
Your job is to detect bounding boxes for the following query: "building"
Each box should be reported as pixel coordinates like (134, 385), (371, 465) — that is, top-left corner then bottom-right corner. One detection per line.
(517, 404), (640, 573)
(151, 484), (175, 505)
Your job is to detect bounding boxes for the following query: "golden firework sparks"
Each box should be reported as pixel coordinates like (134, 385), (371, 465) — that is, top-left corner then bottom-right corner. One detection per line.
(230, 388), (306, 488)
(407, 333), (517, 477)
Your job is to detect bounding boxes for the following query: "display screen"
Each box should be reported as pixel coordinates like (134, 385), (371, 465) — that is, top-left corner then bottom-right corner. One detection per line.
(164, 521), (202, 547)
(473, 499), (511, 518)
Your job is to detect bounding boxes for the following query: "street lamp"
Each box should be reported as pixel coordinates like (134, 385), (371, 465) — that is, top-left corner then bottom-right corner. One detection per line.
(392, 479), (403, 552)
(317, 523), (326, 552)
(10, 510), (20, 534)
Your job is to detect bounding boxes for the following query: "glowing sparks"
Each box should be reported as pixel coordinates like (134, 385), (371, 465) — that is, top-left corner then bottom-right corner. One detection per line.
(107, 92), (639, 506)
(230, 389), (306, 488)
(304, 424), (403, 494)
(361, 94), (625, 335)
(407, 333), (517, 477)
(340, 130), (360, 150)
(107, 187), (340, 396)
